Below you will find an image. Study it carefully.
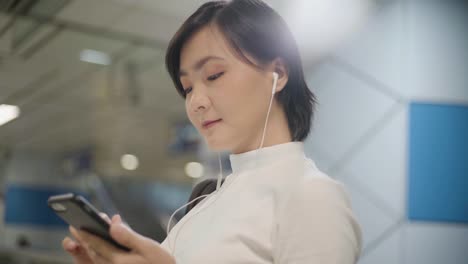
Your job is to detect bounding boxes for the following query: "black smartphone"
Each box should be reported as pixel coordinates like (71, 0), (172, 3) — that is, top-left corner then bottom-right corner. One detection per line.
(47, 193), (130, 252)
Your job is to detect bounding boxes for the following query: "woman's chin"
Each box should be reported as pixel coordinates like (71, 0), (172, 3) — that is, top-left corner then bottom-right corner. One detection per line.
(204, 138), (230, 152)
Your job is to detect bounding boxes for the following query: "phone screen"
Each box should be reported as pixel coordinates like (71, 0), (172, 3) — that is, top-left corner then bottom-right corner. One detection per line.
(48, 193), (130, 251)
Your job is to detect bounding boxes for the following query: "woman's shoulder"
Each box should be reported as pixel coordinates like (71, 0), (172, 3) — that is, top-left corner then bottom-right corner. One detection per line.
(290, 158), (353, 209)
(274, 158), (363, 262)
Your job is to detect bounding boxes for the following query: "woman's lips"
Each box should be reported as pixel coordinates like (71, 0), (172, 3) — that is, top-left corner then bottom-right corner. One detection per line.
(202, 119), (222, 129)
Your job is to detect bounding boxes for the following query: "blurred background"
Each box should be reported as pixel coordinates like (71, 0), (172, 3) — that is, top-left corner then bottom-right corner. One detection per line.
(0, 0), (467, 263)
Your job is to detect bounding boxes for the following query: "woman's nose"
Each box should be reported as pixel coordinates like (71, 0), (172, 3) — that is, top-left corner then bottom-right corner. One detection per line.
(188, 88), (210, 113)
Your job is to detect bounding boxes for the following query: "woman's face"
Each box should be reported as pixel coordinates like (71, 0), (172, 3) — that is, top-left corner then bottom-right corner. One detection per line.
(179, 26), (276, 154)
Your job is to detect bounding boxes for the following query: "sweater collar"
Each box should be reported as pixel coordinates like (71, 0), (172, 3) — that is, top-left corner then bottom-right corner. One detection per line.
(229, 142), (305, 174)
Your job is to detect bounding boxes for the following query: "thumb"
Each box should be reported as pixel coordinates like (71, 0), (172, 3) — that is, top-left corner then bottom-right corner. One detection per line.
(109, 217), (152, 253)
(110, 217), (175, 263)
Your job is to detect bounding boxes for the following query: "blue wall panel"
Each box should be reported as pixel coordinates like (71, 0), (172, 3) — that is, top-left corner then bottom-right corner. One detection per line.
(5, 185), (85, 227)
(408, 102), (468, 223)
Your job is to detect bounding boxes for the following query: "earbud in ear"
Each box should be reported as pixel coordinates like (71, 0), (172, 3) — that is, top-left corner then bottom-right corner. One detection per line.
(272, 72), (279, 95)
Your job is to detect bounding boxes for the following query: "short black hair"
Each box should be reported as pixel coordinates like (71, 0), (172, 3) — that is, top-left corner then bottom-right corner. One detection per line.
(165, 0), (316, 141)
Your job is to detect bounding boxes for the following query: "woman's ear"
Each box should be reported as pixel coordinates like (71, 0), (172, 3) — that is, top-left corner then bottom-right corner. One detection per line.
(270, 58), (288, 93)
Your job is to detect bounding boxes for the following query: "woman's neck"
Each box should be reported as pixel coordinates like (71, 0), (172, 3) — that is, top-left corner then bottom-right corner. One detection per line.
(232, 105), (292, 154)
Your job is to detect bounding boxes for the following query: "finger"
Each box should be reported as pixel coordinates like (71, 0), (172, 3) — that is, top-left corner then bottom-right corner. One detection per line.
(69, 226), (85, 246)
(69, 226), (87, 247)
(110, 222), (174, 263)
(111, 214), (127, 226)
(109, 221), (148, 252)
(109, 254), (148, 264)
(112, 214), (121, 223)
(79, 230), (126, 262)
(62, 236), (94, 264)
(62, 236), (78, 252)
(78, 229), (148, 264)
(87, 246), (114, 264)
(86, 247), (100, 263)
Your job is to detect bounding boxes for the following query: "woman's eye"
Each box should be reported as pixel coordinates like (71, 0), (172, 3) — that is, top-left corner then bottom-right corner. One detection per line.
(184, 87), (193, 95)
(207, 72), (224, 81)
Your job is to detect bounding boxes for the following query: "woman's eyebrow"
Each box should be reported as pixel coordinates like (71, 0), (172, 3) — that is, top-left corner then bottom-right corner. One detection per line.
(179, 56), (224, 76)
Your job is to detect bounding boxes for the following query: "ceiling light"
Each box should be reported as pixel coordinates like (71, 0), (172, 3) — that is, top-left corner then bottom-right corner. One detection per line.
(0, 104), (20, 127)
(80, 49), (111, 65)
(121, 154), (139, 171)
(185, 162), (204, 178)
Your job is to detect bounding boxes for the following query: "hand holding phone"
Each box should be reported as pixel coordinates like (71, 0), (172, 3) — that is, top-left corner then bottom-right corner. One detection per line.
(48, 193), (130, 251)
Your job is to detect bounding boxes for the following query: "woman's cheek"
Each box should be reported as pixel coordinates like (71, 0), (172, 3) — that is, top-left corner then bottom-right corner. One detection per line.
(186, 109), (198, 129)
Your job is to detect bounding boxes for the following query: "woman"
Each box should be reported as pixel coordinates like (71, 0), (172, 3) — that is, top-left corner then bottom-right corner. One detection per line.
(62, 0), (362, 263)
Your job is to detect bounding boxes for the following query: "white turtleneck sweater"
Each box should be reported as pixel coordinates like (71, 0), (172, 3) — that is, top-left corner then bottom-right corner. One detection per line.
(161, 142), (362, 263)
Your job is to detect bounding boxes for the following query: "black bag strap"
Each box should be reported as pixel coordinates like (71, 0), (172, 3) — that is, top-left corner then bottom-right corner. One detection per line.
(185, 178), (225, 215)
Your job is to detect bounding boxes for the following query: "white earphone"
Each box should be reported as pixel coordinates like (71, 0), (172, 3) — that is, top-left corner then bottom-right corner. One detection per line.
(272, 72), (278, 95)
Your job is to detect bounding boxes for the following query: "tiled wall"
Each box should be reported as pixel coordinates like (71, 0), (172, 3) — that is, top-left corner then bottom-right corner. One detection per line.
(304, 0), (468, 263)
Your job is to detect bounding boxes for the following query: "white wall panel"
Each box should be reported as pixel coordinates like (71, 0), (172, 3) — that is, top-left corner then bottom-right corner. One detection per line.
(333, 2), (405, 100)
(341, 105), (407, 215)
(339, 174), (397, 250)
(358, 225), (402, 264)
(403, 222), (468, 264)
(306, 62), (395, 169)
(406, 1), (468, 103)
